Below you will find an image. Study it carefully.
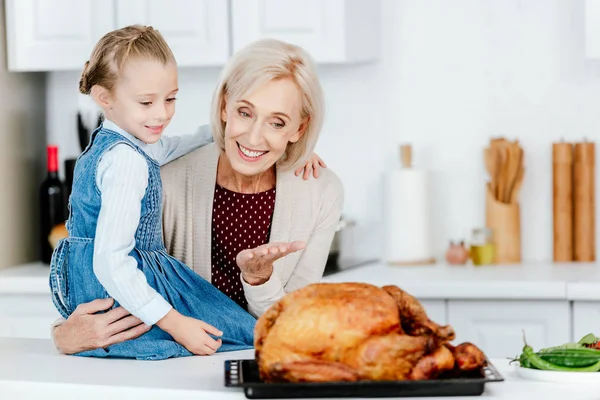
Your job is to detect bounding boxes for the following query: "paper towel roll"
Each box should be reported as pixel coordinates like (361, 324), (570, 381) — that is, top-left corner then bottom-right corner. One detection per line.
(384, 168), (434, 265)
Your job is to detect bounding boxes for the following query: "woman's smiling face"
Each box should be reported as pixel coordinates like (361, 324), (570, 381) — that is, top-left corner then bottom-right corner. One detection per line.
(221, 78), (308, 177)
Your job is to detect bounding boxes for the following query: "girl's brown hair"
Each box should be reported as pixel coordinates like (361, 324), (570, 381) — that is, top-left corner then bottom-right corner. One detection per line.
(79, 25), (175, 95)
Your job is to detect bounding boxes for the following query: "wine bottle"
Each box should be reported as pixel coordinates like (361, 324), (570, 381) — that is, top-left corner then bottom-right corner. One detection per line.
(40, 145), (66, 264)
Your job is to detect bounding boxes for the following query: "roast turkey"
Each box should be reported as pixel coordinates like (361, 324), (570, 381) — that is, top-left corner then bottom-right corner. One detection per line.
(254, 282), (486, 382)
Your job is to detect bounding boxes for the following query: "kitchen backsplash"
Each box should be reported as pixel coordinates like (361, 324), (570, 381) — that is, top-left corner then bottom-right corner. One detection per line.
(44, 0), (600, 263)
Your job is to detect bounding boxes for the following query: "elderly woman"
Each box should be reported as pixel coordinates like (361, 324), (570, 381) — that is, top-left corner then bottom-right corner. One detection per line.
(52, 38), (344, 354)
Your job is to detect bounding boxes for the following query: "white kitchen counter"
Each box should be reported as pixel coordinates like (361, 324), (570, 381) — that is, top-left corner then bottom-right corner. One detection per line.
(322, 261), (600, 300)
(3, 263), (600, 389)
(0, 262), (49, 294)
(2, 338), (600, 400)
(4, 260), (600, 300)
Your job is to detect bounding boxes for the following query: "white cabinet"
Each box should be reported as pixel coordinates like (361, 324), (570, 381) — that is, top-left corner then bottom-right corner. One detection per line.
(5, 0), (114, 71)
(447, 300), (570, 359)
(114, 0), (229, 67)
(6, 0), (382, 71)
(573, 301), (600, 340)
(420, 299), (447, 326)
(230, 0), (381, 64)
(0, 294), (60, 339)
(5, 0), (229, 71)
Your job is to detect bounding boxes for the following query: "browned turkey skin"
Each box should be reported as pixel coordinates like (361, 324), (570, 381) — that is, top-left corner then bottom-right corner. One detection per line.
(254, 282), (486, 382)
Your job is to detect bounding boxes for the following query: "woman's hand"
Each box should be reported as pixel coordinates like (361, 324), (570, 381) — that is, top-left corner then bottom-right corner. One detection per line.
(53, 298), (151, 354)
(294, 153), (327, 180)
(236, 241), (306, 285)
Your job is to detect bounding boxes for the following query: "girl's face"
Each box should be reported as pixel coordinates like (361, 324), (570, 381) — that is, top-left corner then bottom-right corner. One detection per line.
(221, 78), (308, 177)
(101, 59), (178, 144)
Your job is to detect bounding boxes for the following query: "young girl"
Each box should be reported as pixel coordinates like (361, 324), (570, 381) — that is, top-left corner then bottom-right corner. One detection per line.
(48, 25), (319, 360)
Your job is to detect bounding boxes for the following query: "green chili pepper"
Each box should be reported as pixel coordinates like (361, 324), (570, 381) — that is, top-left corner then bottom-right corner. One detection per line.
(540, 348), (600, 356)
(516, 350), (600, 368)
(519, 352), (534, 369)
(540, 355), (595, 368)
(537, 348), (600, 367)
(521, 331), (600, 372)
(522, 345), (600, 372)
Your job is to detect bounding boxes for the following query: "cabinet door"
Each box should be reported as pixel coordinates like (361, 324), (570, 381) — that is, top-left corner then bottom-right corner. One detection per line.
(573, 301), (600, 341)
(420, 300), (447, 326)
(230, 0), (380, 63)
(0, 295), (61, 339)
(5, 0), (114, 71)
(447, 300), (570, 359)
(115, 0), (229, 66)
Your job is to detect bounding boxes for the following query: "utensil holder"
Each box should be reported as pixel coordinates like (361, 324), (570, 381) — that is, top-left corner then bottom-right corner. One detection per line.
(485, 185), (521, 263)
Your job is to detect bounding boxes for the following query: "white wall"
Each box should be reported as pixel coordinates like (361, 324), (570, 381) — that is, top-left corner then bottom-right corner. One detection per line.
(45, 0), (600, 263)
(0, 0), (46, 268)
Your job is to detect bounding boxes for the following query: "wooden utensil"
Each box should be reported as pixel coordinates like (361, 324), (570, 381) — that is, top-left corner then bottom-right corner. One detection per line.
(400, 144), (412, 168)
(484, 147), (498, 198)
(509, 165), (525, 204)
(496, 144), (509, 202)
(506, 144), (523, 203)
(484, 137), (524, 264)
(485, 137), (525, 203)
(494, 139), (524, 203)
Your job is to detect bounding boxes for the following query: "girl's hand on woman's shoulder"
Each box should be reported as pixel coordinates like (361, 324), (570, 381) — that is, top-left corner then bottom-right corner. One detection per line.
(236, 241), (306, 285)
(294, 153), (327, 180)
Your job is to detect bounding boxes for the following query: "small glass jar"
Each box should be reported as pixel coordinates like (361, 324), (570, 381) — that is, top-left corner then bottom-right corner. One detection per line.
(470, 227), (494, 266)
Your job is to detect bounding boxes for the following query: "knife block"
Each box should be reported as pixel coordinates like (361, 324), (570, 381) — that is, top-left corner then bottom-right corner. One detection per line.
(485, 185), (521, 263)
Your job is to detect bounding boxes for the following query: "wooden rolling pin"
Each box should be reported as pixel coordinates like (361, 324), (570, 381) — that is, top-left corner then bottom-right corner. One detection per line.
(553, 142), (573, 262)
(574, 141), (595, 262)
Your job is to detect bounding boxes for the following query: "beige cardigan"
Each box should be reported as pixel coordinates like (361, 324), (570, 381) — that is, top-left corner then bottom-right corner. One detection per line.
(160, 143), (344, 317)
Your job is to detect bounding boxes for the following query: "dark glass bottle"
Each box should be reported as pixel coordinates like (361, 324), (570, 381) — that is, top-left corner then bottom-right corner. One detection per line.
(39, 145), (66, 264)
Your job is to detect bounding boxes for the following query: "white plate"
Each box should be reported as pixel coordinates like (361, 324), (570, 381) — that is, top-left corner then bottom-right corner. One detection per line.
(514, 364), (600, 383)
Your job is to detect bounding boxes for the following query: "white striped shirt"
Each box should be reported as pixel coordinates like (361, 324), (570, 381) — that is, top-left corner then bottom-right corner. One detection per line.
(93, 120), (212, 325)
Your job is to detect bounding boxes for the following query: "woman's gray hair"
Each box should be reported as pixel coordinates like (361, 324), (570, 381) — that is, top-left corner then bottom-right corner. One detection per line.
(210, 38), (325, 170)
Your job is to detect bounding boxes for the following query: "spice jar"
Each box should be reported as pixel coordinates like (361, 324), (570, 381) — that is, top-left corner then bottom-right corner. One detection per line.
(445, 241), (469, 265)
(470, 227), (494, 266)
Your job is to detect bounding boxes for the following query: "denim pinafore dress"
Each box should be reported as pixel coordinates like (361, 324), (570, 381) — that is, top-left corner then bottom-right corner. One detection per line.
(49, 126), (256, 360)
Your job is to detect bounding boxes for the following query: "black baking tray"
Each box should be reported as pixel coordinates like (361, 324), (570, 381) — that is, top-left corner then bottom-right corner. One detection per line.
(224, 359), (504, 399)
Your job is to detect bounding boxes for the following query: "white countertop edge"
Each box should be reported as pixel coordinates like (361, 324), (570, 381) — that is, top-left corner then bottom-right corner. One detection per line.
(566, 283), (600, 301)
(321, 265), (569, 300)
(321, 277), (567, 300)
(0, 339), (254, 399)
(394, 282), (567, 300)
(0, 263), (50, 295)
(0, 276), (50, 295)
(0, 380), (243, 400)
(4, 337), (600, 400)
(1, 261), (599, 300)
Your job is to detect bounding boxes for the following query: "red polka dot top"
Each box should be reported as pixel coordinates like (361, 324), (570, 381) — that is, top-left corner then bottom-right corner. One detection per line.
(211, 184), (276, 310)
